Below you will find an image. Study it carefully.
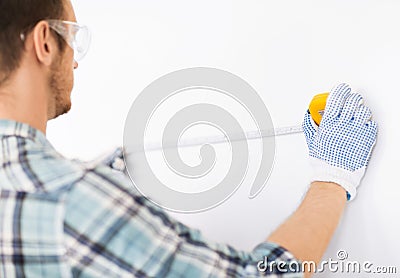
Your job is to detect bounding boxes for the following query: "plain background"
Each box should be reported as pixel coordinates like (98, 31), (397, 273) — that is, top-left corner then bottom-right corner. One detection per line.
(48, 1), (400, 277)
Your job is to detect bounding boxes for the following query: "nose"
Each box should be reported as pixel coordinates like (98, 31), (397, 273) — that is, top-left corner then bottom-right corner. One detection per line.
(73, 60), (79, 70)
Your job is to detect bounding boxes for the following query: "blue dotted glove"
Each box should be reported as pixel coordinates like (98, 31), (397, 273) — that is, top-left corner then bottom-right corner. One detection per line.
(303, 83), (378, 201)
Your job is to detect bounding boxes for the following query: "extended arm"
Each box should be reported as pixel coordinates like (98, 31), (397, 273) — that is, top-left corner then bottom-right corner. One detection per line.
(269, 83), (377, 277)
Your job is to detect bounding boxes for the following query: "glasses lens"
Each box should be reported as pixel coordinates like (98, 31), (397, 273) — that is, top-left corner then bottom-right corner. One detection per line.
(73, 25), (91, 61)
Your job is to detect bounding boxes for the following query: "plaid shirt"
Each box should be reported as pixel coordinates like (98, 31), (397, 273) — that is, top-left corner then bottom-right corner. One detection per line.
(0, 119), (303, 278)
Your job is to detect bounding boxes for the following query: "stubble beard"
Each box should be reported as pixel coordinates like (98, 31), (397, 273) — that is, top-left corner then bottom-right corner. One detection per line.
(49, 55), (72, 119)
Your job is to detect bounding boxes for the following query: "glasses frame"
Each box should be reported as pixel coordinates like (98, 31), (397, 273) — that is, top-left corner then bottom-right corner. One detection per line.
(46, 19), (91, 61)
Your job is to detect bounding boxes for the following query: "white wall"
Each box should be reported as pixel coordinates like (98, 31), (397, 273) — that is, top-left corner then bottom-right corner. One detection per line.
(48, 1), (400, 277)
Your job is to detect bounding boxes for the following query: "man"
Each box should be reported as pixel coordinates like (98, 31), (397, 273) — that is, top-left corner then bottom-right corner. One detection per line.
(0, 0), (377, 277)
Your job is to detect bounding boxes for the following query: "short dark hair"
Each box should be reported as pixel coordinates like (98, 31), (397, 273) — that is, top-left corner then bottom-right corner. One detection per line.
(0, 0), (65, 85)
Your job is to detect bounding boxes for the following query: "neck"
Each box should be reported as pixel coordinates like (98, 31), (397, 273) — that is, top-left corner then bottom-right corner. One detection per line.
(0, 64), (49, 135)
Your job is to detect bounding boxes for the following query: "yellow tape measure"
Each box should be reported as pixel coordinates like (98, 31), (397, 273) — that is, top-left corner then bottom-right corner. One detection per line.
(127, 92), (331, 200)
(132, 92), (330, 153)
(309, 93), (329, 126)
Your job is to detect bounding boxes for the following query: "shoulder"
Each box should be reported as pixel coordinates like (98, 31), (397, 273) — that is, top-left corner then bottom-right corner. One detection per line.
(20, 145), (135, 194)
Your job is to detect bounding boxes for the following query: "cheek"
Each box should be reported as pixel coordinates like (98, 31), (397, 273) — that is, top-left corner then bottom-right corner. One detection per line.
(59, 63), (74, 94)
(67, 66), (74, 91)
(61, 48), (75, 92)
(66, 57), (75, 82)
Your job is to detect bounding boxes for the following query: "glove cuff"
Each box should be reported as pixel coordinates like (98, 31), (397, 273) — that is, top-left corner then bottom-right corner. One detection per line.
(309, 157), (365, 201)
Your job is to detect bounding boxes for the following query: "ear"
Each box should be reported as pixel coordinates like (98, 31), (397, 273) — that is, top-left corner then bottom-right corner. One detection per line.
(32, 21), (58, 66)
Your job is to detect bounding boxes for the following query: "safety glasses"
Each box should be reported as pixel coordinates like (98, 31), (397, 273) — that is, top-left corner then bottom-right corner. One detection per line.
(46, 20), (91, 62)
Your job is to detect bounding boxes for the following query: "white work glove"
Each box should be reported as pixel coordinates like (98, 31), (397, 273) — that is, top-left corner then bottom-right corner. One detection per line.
(302, 83), (378, 201)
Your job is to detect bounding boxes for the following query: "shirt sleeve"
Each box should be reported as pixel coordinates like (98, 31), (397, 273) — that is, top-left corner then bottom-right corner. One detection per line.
(63, 165), (303, 277)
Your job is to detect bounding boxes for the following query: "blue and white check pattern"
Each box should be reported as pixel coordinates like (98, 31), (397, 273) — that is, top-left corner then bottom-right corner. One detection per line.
(0, 119), (302, 277)
(302, 83), (378, 200)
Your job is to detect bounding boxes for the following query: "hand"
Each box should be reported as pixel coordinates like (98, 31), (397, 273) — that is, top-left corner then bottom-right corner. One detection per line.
(302, 83), (378, 201)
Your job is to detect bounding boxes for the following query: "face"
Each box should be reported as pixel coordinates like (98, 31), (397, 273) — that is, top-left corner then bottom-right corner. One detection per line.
(49, 0), (78, 119)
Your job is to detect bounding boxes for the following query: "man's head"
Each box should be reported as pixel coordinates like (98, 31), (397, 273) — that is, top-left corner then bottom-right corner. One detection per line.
(0, 0), (79, 121)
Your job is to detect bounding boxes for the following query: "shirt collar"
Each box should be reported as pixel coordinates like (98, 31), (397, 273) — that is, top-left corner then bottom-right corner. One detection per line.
(0, 119), (49, 146)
